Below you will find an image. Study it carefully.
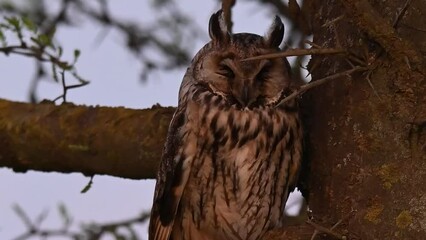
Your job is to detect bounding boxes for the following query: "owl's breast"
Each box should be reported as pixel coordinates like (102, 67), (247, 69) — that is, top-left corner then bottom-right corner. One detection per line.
(177, 89), (302, 239)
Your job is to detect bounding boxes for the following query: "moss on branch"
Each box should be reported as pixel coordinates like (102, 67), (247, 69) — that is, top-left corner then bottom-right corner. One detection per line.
(0, 98), (174, 179)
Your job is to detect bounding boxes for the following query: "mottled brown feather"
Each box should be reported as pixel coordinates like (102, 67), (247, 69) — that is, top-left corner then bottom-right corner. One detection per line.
(148, 10), (303, 240)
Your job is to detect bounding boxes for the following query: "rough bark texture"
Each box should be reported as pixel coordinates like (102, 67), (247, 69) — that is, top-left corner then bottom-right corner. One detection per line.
(0, 98), (174, 179)
(300, 0), (426, 239)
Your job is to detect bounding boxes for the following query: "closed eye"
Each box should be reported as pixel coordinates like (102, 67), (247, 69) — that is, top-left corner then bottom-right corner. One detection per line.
(217, 64), (235, 79)
(255, 63), (272, 82)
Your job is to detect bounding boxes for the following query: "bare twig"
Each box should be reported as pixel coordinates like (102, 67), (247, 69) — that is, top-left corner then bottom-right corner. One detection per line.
(310, 210), (356, 240)
(366, 71), (382, 101)
(52, 70), (89, 103)
(12, 205), (35, 230)
(242, 48), (346, 61)
(94, 212), (150, 233)
(277, 66), (367, 107)
(307, 220), (345, 240)
(304, 40), (322, 49)
(12, 204), (150, 240)
(13, 229), (82, 240)
(322, 15), (345, 28)
(393, 0), (412, 28)
(400, 23), (426, 33)
(330, 210), (356, 230)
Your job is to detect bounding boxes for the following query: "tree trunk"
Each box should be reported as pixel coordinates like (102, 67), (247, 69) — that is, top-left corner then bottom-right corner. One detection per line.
(300, 0), (426, 239)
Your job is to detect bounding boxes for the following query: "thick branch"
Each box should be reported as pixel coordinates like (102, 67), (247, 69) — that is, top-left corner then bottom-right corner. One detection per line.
(0, 98), (174, 179)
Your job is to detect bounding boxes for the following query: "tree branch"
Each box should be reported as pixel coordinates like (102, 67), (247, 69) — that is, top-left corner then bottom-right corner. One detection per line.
(0, 98), (174, 179)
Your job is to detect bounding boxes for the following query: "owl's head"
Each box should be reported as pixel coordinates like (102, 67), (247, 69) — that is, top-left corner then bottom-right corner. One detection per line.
(191, 10), (291, 110)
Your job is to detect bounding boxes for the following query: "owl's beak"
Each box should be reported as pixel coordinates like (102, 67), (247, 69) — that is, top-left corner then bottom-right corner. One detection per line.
(242, 86), (249, 104)
(235, 85), (252, 108)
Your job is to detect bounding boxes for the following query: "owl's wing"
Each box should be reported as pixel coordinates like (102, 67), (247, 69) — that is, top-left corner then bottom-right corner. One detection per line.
(149, 106), (191, 240)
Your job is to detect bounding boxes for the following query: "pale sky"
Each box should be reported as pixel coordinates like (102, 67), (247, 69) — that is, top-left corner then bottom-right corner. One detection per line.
(0, 1), (302, 239)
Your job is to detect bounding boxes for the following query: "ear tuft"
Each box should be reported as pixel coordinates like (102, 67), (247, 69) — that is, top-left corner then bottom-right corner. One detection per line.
(264, 16), (284, 48)
(209, 10), (230, 44)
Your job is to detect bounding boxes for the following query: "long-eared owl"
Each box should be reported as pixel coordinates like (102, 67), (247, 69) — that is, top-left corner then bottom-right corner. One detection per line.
(149, 10), (303, 240)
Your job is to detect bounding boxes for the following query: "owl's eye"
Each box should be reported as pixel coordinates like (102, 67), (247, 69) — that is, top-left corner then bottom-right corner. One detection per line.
(217, 64), (235, 79)
(255, 64), (271, 82)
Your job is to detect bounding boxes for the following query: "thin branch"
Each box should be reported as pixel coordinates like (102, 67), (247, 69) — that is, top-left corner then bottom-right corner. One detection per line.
(322, 15), (345, 28)
(311, 210), (356, 240)
(95, 212), (150, 232)
(12, 203), (150, 240)
(393, 0), (412, 28)
(12, 205), (35, 231)
(52, 70), (88, 103)
(242, 48), (346, 61)
(366, 71), (382, 101)
(60, 70), (67, 102)
(306, 220), (345, 240)
(276, 66), (367, 107)
(400, 23), (426, 33)
(330, 210), (356, 230)
(13, 229), (80, 240)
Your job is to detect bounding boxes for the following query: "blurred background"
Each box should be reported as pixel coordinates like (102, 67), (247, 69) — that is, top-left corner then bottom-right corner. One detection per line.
(0, 1), (307, 239)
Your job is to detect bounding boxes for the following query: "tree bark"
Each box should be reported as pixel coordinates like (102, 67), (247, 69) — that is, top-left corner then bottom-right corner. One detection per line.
(300, 0), (426, 239)
(0, 98), (174, 179)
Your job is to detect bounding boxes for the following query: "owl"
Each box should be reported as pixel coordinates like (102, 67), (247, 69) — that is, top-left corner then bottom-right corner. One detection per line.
(149, 10), (303, 240)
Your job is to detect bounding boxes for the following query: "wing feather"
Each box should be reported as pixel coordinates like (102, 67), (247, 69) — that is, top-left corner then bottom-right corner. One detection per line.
(149, 106), (191, 240)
